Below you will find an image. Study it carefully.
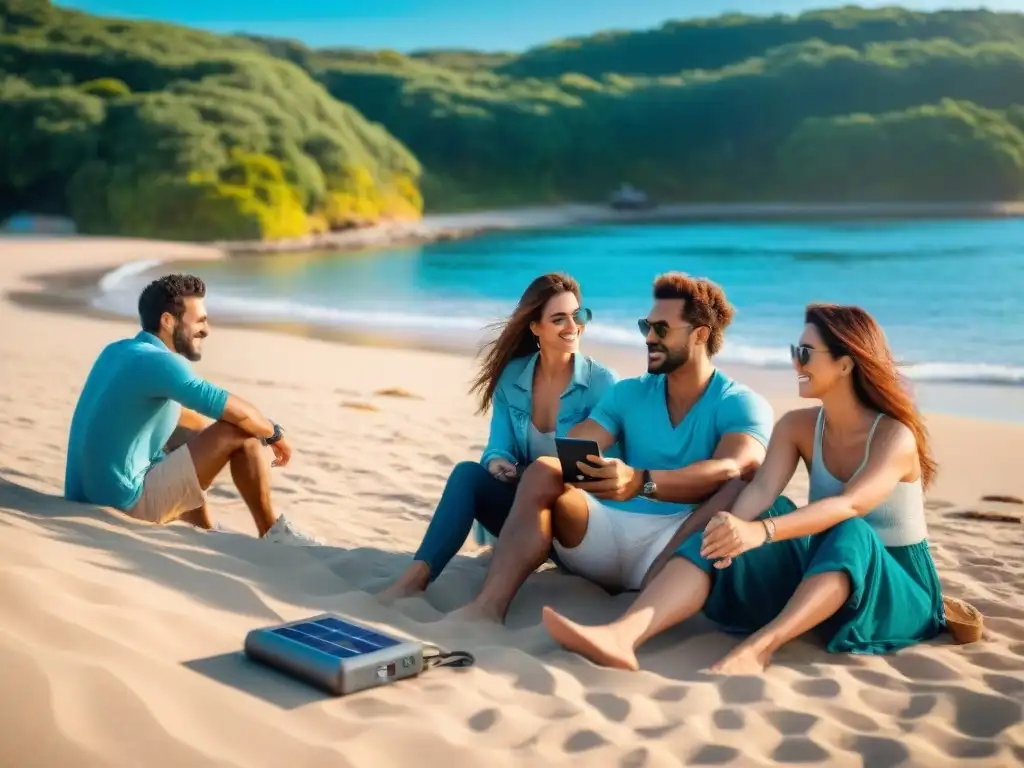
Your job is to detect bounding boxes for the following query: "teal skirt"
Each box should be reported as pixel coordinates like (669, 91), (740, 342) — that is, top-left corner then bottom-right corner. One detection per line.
(676, 496), (947, 654)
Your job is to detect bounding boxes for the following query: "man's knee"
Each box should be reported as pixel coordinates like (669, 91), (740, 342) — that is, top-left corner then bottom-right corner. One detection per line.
(209, 420), (248, 444)
(239, 434), (264, 461)
(518, 456), (564, 500)
(186, 420), (253, 462)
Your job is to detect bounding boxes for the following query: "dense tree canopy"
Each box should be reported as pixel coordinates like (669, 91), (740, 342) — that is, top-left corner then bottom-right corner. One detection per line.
(6, 2), (1024, 235)
(239, 6), (1024, 209)
(497, 6), (1024, 79)
(0, 0), (422, 239)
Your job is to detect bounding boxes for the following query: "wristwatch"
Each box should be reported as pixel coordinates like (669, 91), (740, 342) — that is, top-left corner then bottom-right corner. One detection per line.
(261, 423), (284, 446)
(640, 469), (657, 498)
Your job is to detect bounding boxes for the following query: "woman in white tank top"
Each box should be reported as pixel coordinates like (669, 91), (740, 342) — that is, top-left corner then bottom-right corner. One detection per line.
(542, 304), (947, 674)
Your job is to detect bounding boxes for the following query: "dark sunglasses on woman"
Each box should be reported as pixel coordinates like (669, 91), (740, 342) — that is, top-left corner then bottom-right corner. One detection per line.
(790, 344), (818, 366)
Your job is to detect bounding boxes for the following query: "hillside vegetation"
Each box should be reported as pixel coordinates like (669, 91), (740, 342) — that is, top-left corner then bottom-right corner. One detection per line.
(245, 6), (1024, 209)
(5, 2), (1024, 236)
(0, 0), (422, 240)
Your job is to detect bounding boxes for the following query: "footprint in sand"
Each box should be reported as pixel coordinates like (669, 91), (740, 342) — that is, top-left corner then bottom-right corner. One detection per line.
(899, 693), (938, 720)
(467, 708), (499, 733)
(584, 692), (630, 722)
(843, 736), (909, 768)
(947, 687), (1021, 739)
(651, 684), (689, 703)
(764, 709), (818, 737)
(953, 509), (1022, 524)
(983, 672), (1024, 697)
(341, 400), (380, 412)
(772, 738), (830, 764)
(712, 708), (744, 730)
(981, 494), (1024, 505)
(793, 678), (841, 698)
(688, 745), (740, 766)
(563, 729), (608, 753)
(374, 387), (423, 400)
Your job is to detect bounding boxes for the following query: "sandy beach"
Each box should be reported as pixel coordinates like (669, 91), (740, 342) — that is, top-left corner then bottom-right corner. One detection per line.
(2, 236), (1024, 767)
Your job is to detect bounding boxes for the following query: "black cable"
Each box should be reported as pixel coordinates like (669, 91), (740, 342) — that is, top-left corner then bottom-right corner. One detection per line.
(422, 644), (475, 669)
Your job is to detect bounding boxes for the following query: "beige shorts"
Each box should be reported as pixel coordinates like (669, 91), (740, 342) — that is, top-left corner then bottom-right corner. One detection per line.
(128, 444), (206, 524)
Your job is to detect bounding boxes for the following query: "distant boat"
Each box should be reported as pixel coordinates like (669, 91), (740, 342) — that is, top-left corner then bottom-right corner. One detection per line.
(609, 183), (655, 210)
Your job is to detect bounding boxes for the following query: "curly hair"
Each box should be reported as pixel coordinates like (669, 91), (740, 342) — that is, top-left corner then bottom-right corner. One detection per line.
(138, 274), (206, 333)
(652, 272), (735, 356)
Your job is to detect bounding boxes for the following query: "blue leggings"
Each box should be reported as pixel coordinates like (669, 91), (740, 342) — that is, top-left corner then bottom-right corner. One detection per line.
(414, 461), (517, 581)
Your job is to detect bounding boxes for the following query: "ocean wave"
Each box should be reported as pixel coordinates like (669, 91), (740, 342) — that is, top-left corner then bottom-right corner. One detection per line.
(90, 276), (1024, 387)
(211, 294), (490, 333)
(95, 258), (164, 293)
(577, 324), (1024, 385)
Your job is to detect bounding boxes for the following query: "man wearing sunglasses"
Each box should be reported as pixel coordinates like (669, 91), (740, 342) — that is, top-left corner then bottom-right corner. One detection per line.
(450, 272), (775, 624)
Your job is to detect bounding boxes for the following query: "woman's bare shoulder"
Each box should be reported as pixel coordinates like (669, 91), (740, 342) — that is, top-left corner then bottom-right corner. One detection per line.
(775, 406), (821, 435)
(872, 414), (918, 456)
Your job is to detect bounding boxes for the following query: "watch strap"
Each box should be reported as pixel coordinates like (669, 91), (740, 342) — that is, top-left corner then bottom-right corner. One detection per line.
(261, 423), (283, 446)
(641, 469), (656, 497)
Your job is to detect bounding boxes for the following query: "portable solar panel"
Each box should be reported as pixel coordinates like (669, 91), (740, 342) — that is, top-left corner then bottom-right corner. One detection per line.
(244, 613), (426, 696)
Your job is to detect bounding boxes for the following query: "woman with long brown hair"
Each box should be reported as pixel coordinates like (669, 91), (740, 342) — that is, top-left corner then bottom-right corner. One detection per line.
(381, 273), (618, 601)
(542, 303), (947, 673)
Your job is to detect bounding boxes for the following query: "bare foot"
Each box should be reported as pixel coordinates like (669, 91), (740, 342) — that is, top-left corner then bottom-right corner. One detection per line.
(542, 607), (640, 671)
(378, 563), (430, 605)
(707, 639), (772, 675)
(447, 601), (504, 625)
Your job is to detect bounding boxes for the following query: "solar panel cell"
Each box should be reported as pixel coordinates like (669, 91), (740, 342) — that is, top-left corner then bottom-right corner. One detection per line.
(294, 621), (333, 638)
(313, 617), (400, 649)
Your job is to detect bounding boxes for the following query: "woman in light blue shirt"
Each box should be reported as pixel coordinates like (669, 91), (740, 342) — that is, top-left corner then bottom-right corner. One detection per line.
(381, 273), (618, 600)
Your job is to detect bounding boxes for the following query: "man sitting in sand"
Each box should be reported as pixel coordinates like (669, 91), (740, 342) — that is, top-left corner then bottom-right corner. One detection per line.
(450, 272), (775, 623)
(64, 273), (318, 544)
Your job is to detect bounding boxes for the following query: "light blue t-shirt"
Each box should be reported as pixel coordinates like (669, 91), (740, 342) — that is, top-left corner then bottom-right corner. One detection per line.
(587, 369), (774, 516)
(64, 331), (229, 511)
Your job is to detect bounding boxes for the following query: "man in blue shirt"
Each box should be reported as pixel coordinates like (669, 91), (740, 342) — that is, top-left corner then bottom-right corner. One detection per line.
(451, 272), (775, 623)
(65, 274), (318, 544)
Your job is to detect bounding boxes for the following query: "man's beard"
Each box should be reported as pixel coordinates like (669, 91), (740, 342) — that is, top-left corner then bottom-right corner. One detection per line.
(647, 342), (689, 375)
(172, 322), (202, 362)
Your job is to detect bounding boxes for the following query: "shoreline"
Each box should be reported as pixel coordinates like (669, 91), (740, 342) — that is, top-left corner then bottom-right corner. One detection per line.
(5, 239), (1024, 425)
(214, 200), (1024, 255)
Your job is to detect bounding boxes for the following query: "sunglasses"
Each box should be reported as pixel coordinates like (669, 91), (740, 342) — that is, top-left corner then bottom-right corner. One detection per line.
(549, 307), (592, 326)
(638, 319), (689, 339)
(790, 344), (825, 366)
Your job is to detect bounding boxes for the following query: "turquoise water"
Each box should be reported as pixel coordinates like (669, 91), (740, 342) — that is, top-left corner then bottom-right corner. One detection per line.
(96, 218), (1024, 386)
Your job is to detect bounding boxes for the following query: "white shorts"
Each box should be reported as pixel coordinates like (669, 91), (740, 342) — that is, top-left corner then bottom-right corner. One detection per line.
(552, 494), (691, 591)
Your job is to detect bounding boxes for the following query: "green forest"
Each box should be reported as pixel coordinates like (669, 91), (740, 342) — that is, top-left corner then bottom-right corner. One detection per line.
(5, 1), (1024, 239)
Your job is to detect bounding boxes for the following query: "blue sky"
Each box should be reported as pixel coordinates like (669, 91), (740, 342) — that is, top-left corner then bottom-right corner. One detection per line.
(58, 1), (1024, 51)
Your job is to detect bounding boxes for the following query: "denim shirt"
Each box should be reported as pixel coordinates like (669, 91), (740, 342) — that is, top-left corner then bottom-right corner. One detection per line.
(479, 352), (619, 469)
